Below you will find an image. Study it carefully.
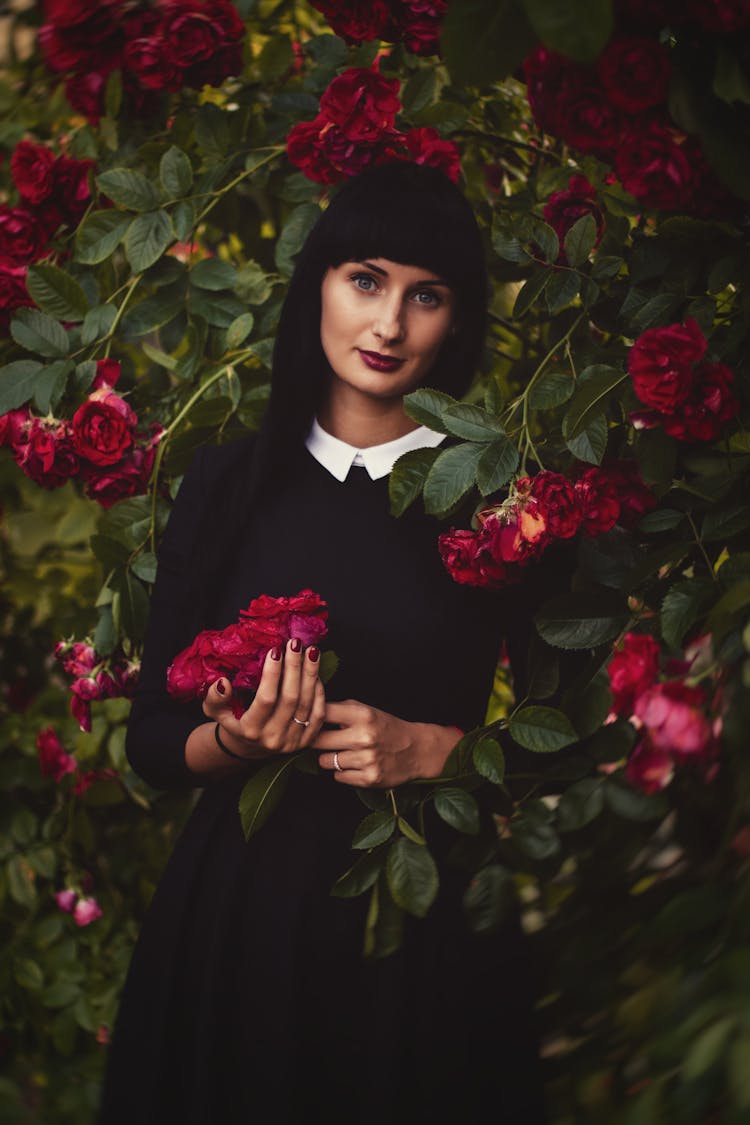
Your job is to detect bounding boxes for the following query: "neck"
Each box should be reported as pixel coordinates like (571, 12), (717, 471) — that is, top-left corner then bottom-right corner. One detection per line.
(317, 384), (419, 448)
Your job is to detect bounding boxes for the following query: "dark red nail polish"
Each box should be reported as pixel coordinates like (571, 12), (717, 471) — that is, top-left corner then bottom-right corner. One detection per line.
(308, 646), (319, 663)
(216, 679), (225, 695)
(271, 647), (282, 661)
(290, 637), (302, 653)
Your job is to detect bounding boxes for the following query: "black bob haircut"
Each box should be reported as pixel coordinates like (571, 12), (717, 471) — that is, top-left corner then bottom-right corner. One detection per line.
(252, 160), (489, 495)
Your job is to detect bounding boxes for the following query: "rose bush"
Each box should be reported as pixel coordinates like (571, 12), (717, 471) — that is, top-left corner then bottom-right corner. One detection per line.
(1, 0), (750, 1122)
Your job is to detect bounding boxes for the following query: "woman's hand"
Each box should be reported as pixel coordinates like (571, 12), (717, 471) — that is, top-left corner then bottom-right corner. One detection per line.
(201, 639), (326, 761)
(314, 701), (460, 788)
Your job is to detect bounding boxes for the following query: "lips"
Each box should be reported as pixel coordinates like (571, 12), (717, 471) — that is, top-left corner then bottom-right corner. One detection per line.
(357, 349), (405, 373)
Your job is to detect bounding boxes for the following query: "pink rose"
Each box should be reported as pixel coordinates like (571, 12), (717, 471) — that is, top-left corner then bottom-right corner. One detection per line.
(73, 896), (103, 926)
(55, 889), (77, 913)
(625, 738), (674, 794)
(634, 680), (715, 759)
(608, 633), (661, 716)
(37, 727), (76, 781)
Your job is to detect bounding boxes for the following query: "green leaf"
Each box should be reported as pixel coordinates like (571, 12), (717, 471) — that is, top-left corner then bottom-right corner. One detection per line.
(11, 308), (68, 357)
(545, 269), (580, 313)
(423, 442), (484, 515)
(512, 804), (560, 860)
(386, 837), (439, 918)
(26, 264), (88, 321)
(634, 428), (677, 486)
(239, 756), (296, 840)
(535, 592), (629, 650)
(275, 203), (321, 278)
(728, 1033), (750, 1109)
(235, 261), (273, 305)
(513, 270), (551, 318)
(0, 360), (43, 413)
(125, 210), (174, 273)
(352, 811), (396, 850)
(509, 706), (578, 752)
(683, 1018), (736, 1082)
(190, 259), (238, 291)
(402, 387), (455, 432)
(33, 361), (72, 414)
(562, 365), (626, 440)
(661, 580), (712, 649)
(639, 508), (685, 533)
(563, 213), (598, 267)
(81, 304), (117, 346)
(6, 856), (36, 907)
(75, 210), (131, 265)
(119, 572), (150, 641)
(14, 959), (44, 992)
(172, 200), (196, 242)
(195, 104), (230, 157)
(257, 33), (294, 80)
(388, 447), (441, 517)
(477, 436), (519, 495)
(442, 403), (507, 442)
(331, 850), (385, 898)
(463, 865), (516, 933)
(96, 168), (160, 211)
(703, 502), (750, 542)
(130, 551), (158, 583)
(441, 0), (536, 86)
(433, 788), (480, 835)
(605, 777), (667, 821)
(522, 0), (614, 62)
(160, 146), (193, 198)
(564, 411), (608, 464)
(225, 312), (254, 350)
(397, 816), (426, 845)
(473, 736), (505, 785)
(528, 370), (575, 409)
(556, 778), (605, 832)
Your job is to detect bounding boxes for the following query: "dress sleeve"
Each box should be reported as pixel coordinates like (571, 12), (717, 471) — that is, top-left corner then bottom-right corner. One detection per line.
(125, 448), (209, 790)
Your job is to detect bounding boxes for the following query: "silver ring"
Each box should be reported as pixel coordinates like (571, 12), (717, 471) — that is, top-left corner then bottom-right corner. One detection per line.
(292, 716), (310, 728)
(333, 752), (342, 772)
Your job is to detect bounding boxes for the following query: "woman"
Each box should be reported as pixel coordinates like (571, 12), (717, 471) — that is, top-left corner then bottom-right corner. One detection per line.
(99, 162), (547, 1124)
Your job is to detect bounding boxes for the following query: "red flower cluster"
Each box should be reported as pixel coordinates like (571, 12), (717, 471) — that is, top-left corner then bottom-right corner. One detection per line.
(543, 175), (606, 264)
(439, 463), (655, 589)
(287, 66), (461, 185)
(0, 364), (163, 505)
(36, 726), (119, 802)
(39, 0), (245, 122)
(55, 639), (140, 732)
(523, 23), (739, 217)
(310, 0), (446, 55)
(55, 888), (103, 926)
(608, 632), (720, 794)
(0, 140), (94, 327)
(628, 318), (739, 442)
(167, 590), (328, 712)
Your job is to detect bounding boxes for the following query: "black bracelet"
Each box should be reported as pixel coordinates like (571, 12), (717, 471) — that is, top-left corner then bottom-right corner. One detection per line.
(214, 723), (250, 763)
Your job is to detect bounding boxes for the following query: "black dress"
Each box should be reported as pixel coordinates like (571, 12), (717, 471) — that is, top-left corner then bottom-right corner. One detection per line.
(98, 436), (547, 1125)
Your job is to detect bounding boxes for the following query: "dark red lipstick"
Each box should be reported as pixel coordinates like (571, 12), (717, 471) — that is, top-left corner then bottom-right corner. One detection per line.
(357, 349), (405, 372)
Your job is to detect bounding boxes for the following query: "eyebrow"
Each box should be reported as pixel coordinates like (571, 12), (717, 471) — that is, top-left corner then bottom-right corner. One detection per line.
(357, 260), (452, 288)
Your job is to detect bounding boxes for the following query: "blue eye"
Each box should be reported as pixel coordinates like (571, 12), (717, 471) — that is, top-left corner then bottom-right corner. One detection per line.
(414, 289), (439, 306)
(351, 273), (378, 292)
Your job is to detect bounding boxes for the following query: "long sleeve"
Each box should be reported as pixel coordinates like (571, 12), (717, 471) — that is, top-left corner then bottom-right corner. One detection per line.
(125, 447), (211, 790)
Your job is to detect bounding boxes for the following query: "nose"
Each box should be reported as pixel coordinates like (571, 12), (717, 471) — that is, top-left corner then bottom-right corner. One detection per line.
(372, 295), (405, 346)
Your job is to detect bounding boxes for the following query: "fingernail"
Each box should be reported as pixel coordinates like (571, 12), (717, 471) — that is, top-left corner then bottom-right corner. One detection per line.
(216, 679), (226, 696)
(290, 637), (302, 653)
(308, 647), (319, 663)
(270, 647), (282, 661)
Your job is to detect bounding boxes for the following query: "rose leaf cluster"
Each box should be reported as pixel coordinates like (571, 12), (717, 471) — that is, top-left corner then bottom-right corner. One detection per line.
(287, 66), (461, 185)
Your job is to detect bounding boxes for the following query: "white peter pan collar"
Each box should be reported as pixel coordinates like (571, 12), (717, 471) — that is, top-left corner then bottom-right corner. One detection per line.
(305, 416), (445, 482)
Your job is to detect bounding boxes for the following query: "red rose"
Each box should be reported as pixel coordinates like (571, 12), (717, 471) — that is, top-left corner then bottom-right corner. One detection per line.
(608, 632), (661, 715)
(36, 727), (76, 781)
(38, 1), (122, 72)
(0, 407), (30, 447)
(597, 37), (671, 113)
(51, 155), (95, 226)
(625, 738), (674, 794)
(557, 74), (621, 155)
(482, 493), (548, 566)
(167, 630), (228, 700)
(403, 128), (461, 183)
(438, 528), (509, 588)
(13, 417), (80, 489)
(159, 0), (244, 87)
(634, 680), (716, 759)
(286, 118), (342, 184)
(601, 460), (656, 528)
(310, 0), (390, 43)
(615, 120), (694, 211)
(0, 207), (47, 265)
(10, 141), (56, 205)
(628, 318), (706, 413)
(92, 358), (121, 390)
(73, 767), (118, 797)
(55, 639), (98, 677)
(72, 389), (137, 467)
(661, 361), (739, 443)
(0, 261), (33, 327)
(529, 471), (582, 539)
(124, 36), (181, 91)
(319, 67), (401, 143)
(82, 427), (161, 508)
(543, 175), (605, 265)
(64, 71), (110, 122)
(397, 0), (447, 55)
(574, 467), (621, 537)
(523, 46), (571, 137)
(685, 0), (750, 32)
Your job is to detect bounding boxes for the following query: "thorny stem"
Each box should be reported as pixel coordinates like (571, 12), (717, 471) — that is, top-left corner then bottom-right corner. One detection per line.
(195, 147), (285, 226)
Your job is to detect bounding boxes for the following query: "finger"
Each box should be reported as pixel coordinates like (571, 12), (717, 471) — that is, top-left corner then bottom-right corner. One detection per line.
(261, 638), (306, 745)
(202, 677), (239, 723)
(237, 648), (283, 740)
(296, 645), (322, 721)
(318, 750), (370, 772)
(321, 700), (368, 728)
(299, 679), (326, 749)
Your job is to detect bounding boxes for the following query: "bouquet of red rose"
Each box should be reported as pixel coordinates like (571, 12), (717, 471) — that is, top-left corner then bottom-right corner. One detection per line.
(166, 589), (329, 717)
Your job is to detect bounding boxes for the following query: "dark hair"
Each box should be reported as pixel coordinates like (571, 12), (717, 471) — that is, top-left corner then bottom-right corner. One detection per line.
(252, 161), (488, 497)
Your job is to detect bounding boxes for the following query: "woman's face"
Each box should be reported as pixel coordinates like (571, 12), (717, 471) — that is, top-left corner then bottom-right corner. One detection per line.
(320, 257), (456, 403)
